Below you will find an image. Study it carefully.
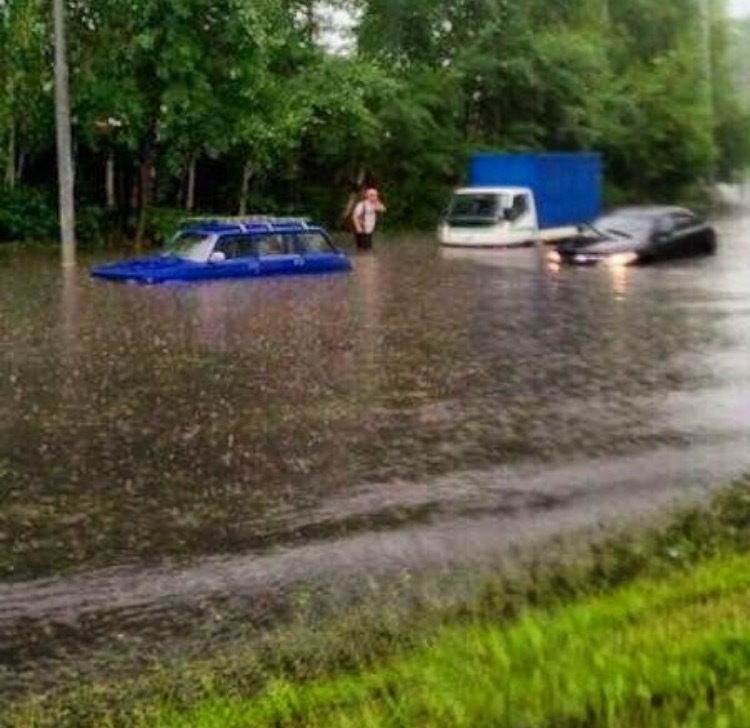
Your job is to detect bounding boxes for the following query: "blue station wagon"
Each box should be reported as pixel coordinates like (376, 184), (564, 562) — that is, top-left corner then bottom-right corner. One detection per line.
(91, 218), (352, 284)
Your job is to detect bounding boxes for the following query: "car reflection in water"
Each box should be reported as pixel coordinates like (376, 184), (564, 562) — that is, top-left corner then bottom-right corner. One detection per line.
(547, 206), (717, 268)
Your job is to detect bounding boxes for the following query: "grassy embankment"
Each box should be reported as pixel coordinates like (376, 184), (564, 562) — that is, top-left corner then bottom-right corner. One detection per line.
(8, 478), (750, 728)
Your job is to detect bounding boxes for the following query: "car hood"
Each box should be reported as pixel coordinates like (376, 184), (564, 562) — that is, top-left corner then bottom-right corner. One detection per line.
(559, 236), (646, 257)
(91, 255), (199, 281)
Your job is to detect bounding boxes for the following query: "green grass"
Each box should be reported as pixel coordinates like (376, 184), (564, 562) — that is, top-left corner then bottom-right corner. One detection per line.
(9, 476), (750, 728)
(141, 552), (750, 727)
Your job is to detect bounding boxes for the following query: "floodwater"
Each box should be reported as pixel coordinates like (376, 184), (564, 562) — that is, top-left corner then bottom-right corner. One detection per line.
(2, 208), (750, 695)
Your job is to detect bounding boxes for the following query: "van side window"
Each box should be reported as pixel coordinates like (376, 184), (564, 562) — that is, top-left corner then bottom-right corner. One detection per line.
(507, 194), (529, 221)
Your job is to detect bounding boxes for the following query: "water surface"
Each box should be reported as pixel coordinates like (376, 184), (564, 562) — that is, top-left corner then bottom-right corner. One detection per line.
(2, 211), (750, 693)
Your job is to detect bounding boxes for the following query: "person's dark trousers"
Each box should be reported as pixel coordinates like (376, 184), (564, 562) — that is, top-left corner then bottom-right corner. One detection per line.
(355, 232), (373, 250)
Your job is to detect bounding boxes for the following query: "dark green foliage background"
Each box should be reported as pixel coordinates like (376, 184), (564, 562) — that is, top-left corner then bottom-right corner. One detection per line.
(0, 0), (749, 243)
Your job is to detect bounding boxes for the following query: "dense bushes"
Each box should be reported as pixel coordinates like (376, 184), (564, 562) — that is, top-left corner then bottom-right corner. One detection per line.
(0, 187), (58, 243)
(0, 188), (129, 246)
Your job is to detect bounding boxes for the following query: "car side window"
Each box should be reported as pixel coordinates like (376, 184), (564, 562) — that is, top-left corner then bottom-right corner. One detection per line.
(217, 235), (270, 259)
(673, 213), (697, 231)
(295, 232), (330, 253)
(256, 234), (289, 256)
(654, 217), (675, 237)
(215, 235), (244, 259)
(285, 235), (307, 254)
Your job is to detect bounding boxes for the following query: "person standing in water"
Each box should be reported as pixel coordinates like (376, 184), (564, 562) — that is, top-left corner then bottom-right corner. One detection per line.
(352, 187), (386, 251)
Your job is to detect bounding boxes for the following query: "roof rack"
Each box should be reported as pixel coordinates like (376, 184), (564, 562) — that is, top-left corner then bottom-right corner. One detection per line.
(180, 215), (314, 234)
(182, 215), (310, 225)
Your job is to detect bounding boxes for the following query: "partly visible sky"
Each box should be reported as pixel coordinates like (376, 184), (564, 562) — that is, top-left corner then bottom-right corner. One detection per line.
(320, 1), (750, 53)
(729, 0), (750, 18)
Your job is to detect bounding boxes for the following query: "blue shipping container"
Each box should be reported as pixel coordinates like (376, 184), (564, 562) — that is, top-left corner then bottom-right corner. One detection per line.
(468, 153), (602, 229)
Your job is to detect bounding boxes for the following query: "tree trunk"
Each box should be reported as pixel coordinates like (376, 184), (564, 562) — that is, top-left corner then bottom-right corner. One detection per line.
(304, 1), (316, 42)
(105, 149), (116, 209)
(130, 161), (139, 210)
(16, 149), (25, 184)
(186, 155), (196, 211)
(134, 121), (158, 251)
(5, 123), (15, 189)
(339, 166), (366, 228)
(53, 0), (76, 267)
(238, 160), (253, 216)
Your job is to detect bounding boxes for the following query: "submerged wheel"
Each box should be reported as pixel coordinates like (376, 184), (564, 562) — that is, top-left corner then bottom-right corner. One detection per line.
(704, 230), (717, 255)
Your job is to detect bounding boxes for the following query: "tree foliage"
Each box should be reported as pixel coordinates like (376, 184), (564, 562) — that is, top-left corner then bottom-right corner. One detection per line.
(0, 0), (748, 243)
(1, 0), (51, 188)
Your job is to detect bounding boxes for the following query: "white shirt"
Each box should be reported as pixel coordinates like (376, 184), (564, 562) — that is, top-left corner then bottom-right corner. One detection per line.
(354, 200), (379, 234)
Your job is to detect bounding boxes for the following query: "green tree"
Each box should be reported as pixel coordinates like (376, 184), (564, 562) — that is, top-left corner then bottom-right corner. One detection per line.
(2, 0), (748, 243)
(710, 7), (750, 179)
(602, 43), (715, 199)
(0, 0), (51, 189)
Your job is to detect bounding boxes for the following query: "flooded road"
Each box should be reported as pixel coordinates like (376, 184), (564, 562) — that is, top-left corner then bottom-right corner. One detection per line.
(2, 208), (750, 694)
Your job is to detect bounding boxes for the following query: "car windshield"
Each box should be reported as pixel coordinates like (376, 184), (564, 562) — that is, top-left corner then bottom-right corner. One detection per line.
(163, 231), (216, 262)
(590, 214), (653, 240)
(448, 193), (505, 219)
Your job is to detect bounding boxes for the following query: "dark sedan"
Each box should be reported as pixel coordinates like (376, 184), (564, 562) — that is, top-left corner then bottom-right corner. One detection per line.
(547, 206), (717, 267)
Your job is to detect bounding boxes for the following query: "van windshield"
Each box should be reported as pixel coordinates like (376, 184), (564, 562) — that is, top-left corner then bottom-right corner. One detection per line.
(448, 193), (504, 220)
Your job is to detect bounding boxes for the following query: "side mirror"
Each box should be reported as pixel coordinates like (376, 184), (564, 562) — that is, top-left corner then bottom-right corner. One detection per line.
(209, 251), (226, 263)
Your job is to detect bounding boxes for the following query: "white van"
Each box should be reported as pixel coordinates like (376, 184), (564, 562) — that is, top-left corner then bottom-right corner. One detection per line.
(437, 186), (578, 248)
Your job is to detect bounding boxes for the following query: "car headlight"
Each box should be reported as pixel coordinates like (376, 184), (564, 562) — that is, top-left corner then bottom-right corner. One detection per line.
(605, 251), (638, 267)
(546, 250), (562, 264)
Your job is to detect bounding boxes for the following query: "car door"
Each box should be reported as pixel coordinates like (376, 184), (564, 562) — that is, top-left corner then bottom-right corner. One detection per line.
(213, 234), (260, 277)
(671, 211), (710, 256)
(650, 215), (685, 260)
(256, 233), (305, 276)
(291, 231), (341, 273)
